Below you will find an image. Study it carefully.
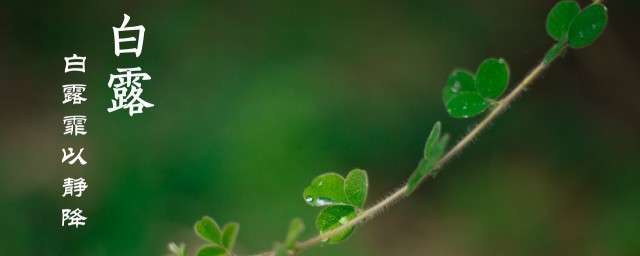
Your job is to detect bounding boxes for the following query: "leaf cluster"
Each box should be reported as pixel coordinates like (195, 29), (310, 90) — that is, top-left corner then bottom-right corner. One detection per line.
(442, 59), (510, 118)
(544, 1), (608, 64)
(169, 2), (610, 255)
(302, 169), (368, 243)
(194, 217), (240, 256)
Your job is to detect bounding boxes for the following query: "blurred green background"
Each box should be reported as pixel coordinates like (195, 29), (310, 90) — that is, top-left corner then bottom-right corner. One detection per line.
(1, 0), (639, 255)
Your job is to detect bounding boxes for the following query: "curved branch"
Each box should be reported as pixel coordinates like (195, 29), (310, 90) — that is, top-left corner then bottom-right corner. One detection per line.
(294, 61), (548, 254)
(247, 50), (552, 256)
(242, 0), (607, 254)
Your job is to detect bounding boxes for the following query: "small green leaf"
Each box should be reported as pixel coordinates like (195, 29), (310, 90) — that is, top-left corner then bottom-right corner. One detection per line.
(197, 245), (226, 256)
(443, 70), (475, 104)
(284, 218), (305, 250)
(344, 169), (368, 209)
(316, 205), (357, 244)
(475, 58), (509, 99)
(222, 222), (239, 250)
(568, 4), (607, 48)
(546, 1), (580, 40)
(433, 134), (449, 162)
(195, 217), (223, 245)
(429, 134), (449, 177)
(544, 42), (568, 65)
(406, 158), (437, 195)
(303, 173), (349, 207)
(446, 93), (490, 118)
(273, 243), (287, 256)
(406, 133), (449, 195)
(424, 122), (441, 159)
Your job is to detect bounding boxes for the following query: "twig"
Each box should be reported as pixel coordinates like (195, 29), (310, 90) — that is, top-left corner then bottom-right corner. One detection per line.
(243, 0), (606, 254)
(247, 44), (552, 256)
(294, 61), (548, 254)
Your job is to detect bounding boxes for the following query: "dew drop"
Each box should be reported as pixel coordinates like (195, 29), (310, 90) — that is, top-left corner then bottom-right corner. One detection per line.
(314, 198), (333, 207)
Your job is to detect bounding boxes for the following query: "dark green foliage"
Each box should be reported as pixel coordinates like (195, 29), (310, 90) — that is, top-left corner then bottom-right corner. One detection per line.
(443, 59), (509, 118)
(546, 1), (607, 49)
(547, 1), (580, 40)
(568, 4), (607, 48)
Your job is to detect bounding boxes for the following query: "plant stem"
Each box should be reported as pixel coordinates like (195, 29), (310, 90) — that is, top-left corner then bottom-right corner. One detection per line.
(437, 61), (545, 167)
(247, 52), (551, 256)
(245, 0), (608, 253)
(298, 185), (408, 250)
(297, 60), (548, 251)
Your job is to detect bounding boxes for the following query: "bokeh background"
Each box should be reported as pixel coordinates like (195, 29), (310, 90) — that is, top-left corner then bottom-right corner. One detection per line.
(1, 0), (639, 255)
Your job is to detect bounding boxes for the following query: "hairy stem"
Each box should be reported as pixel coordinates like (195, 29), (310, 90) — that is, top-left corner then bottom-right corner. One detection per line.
(247, 52), (551, 256)
(245, 0), (607, 254)
(295, 61), (547, 253)
(437, 62), (545, 167)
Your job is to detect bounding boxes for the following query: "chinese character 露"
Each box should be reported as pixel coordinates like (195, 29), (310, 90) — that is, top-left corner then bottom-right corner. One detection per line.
(63, 115), (87, 136)
(61, 148), (87, 165)
(62, 84), (87, 105)
(62, 208), (87, 228)
(62, 177), (88, 197)
(64, 54), (86, 73)
(113, 14), (145, 57)
(107, 67), (153, 116)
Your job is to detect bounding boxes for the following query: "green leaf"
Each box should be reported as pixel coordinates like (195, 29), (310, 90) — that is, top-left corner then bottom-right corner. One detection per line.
(316, 205), (357, 244)
(197, 245), (226, 256)
(406, 133), (449, 195)
(475, 58), (509, 99)
(303, 173), (349, 207)
(344, 169), (368, 208)
(446, 93), (490, 118)
(195, 217), (223, 245)
(284, 218), (305, 250)
(273, 243), (287, 256)
(406, 158), (437, 195)
(544, 42), (568, 65)
(433, 134), (449, 162)
(546, 1), (580, 40)
(424, 122), (441, 159)
(568, 4), (607, 48)
(222, 222), (239, 250)
(429, 134), (449, 177)
(442, 70), (475, 104)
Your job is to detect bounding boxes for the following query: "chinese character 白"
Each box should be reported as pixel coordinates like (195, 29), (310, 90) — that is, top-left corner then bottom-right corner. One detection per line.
(63, 115), (87, 136)
(62, 208), (87, 228)
(61, 148), (87, 165)
(62, 84), (87, 105)
(62, 177), (88, 197)
(64, 54), (86, 73)
(107, 67), (153, 115)
(113, 14), (145, 57)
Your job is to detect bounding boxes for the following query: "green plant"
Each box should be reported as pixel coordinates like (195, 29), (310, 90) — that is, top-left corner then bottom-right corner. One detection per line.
(168, 1), (608, 255)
